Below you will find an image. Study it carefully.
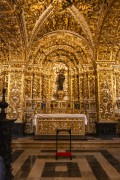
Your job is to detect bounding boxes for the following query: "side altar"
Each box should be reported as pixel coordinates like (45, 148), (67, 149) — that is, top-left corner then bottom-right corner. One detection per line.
(33, 114), (87, 135)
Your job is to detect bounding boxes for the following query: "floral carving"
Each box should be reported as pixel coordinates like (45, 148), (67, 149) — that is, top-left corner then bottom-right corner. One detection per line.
(52, 0), (74, 11)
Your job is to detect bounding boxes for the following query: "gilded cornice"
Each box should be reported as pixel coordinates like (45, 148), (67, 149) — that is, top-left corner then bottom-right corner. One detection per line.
(96, 61), (115, 71)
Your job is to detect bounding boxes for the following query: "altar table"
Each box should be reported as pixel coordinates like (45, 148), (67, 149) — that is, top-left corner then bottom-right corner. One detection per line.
(33, 114), (87, 135)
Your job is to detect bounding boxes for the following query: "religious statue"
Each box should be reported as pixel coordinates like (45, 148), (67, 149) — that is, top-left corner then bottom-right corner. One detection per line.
(56, 69), (65, 91)
(41, 101), (46, 110)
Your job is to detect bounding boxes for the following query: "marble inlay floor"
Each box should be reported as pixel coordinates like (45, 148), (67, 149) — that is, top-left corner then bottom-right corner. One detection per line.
(12, 148), (120, 180)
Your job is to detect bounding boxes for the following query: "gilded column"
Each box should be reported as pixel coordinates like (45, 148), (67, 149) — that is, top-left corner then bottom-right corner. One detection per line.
(96, 61), (115, 121)
(39, 71), (42, 100)
(69, 69), (73, 101)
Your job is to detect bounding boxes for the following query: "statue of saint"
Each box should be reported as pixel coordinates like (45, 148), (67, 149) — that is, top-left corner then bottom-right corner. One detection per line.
(56, 70), (65, 91)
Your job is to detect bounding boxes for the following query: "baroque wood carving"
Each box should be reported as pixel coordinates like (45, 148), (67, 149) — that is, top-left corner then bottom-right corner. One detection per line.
(0, 0), (120, 134)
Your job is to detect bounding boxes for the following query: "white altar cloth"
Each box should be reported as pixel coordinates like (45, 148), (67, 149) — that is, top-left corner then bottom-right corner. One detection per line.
(34, 114), (88, 125)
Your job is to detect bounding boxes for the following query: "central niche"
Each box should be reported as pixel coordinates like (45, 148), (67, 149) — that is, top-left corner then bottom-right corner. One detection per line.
(52, 62), (68, 101)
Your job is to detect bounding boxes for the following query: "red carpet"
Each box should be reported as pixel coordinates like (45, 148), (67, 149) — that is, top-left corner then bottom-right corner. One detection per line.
(56, 152), (72, 157)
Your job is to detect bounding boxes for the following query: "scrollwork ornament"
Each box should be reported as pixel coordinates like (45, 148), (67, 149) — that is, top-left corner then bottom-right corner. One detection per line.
(52, 0), (74, 11)
(100, 80), (113, 120)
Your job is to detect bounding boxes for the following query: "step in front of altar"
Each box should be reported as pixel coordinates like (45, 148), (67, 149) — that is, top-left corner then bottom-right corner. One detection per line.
(34, 135), (87, 140)
(12, 137), (120, 149)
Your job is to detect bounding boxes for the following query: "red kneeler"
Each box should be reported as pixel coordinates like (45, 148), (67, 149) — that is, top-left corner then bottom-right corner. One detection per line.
(56, 152), (72, 157)
(56, 129), (72, 160)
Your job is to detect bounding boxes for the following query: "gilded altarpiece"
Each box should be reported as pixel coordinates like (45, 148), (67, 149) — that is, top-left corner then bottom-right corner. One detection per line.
(1, 62), (119, 135)
(0, 64), (98, 135)
(23, 63), (97, 134)
(0, 0), (119, 135)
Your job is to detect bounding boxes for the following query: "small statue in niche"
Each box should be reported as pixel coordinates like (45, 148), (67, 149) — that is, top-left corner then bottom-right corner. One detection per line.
(41, 101), (46, 110)
(41, 96), (46, 110)
(56, 69), (65, 91)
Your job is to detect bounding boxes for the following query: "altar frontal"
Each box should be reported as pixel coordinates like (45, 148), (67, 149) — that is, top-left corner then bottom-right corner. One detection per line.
(34, 114), (87, 135)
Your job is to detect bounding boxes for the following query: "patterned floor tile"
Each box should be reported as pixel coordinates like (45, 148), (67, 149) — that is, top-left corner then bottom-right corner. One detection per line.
(12, 148), (120, 180)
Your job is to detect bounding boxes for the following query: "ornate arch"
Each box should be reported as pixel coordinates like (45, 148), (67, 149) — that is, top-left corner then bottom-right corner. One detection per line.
(28, 30), (94, 66)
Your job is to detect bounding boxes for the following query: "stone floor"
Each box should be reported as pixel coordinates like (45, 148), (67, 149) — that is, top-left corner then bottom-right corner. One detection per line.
(12, 136), (120, 180)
